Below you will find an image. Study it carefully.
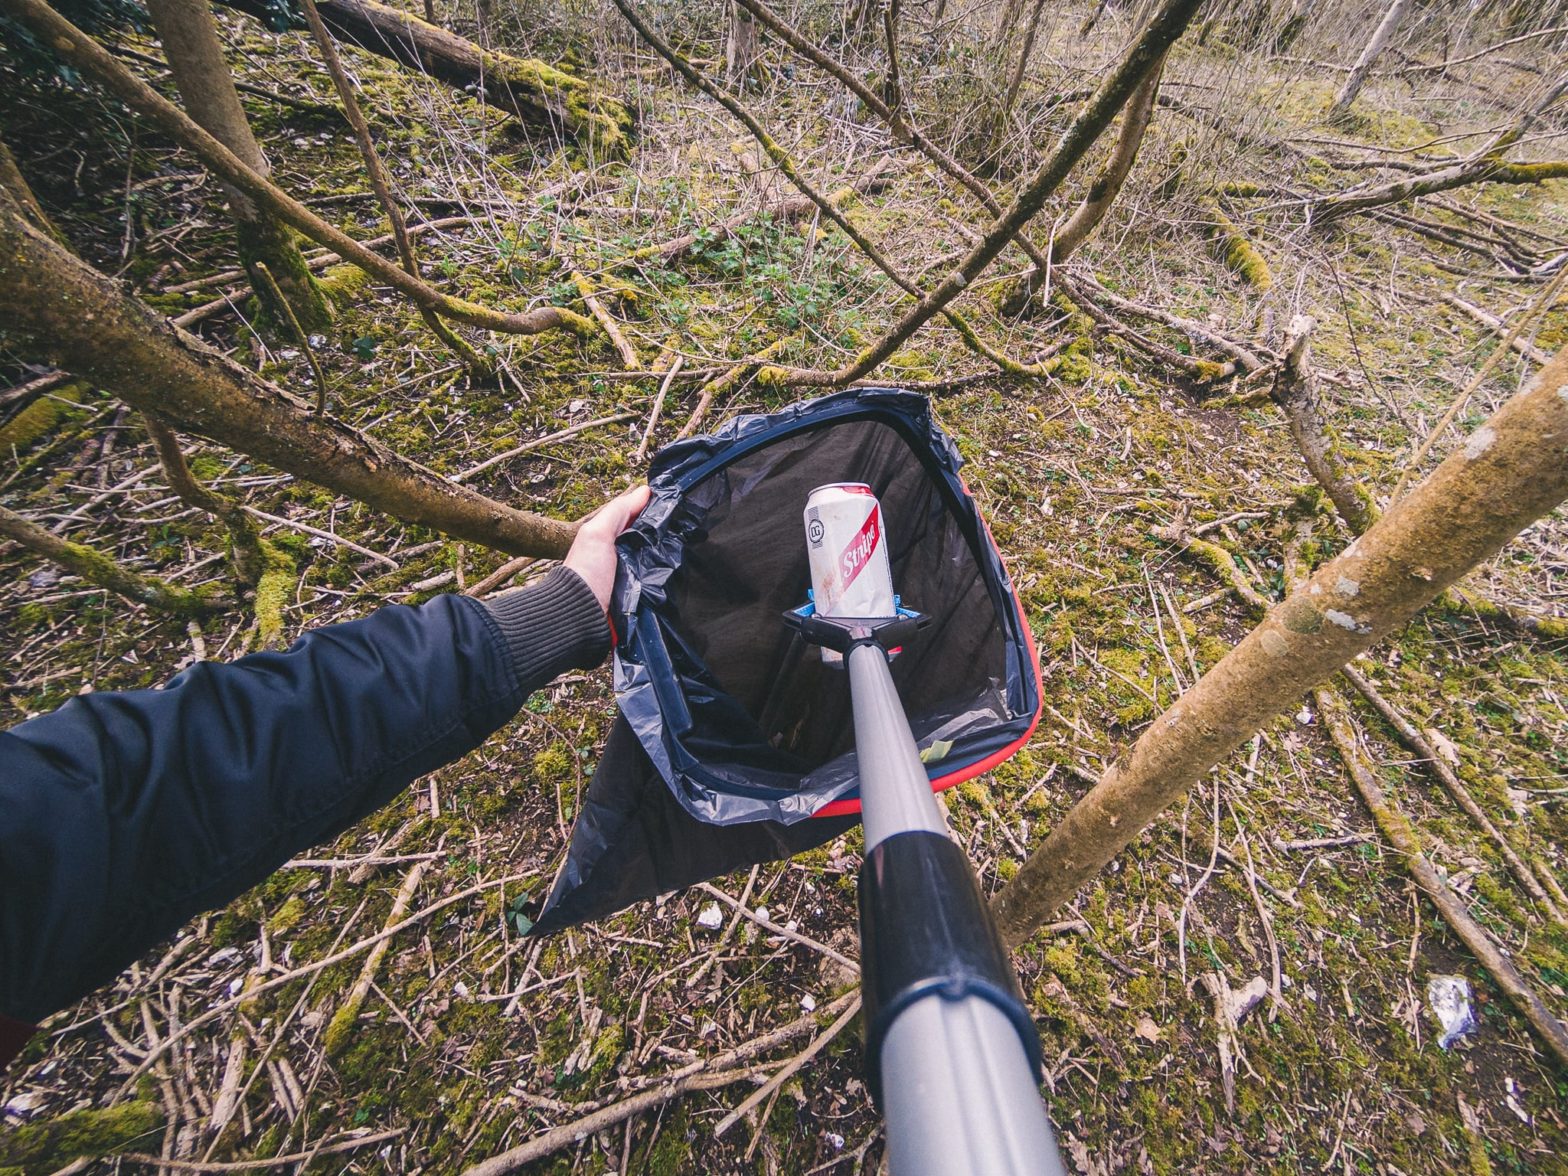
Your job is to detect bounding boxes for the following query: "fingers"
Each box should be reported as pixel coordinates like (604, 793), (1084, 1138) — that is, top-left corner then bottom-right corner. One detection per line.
(585, 484), (651, 537)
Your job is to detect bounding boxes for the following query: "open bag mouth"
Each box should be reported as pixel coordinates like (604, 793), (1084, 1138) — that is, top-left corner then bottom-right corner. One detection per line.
(610, 386), (1043, 826)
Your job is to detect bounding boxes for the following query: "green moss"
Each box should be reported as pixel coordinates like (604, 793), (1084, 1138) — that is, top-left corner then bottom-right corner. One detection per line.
(266, 895), (308, 935)
(252, 540), (296, 649)
(0, 1101), (162, 1169)
(0, 382), (85, 454)
(1200, 198), (1272, 291)
(318, 262), (373, 308)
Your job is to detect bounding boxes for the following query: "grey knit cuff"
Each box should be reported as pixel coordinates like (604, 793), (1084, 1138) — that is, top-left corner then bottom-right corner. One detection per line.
(480, 567), (612, 687)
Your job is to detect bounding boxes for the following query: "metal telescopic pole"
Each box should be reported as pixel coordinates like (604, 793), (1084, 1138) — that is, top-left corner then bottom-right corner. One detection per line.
(845, 642), (1067, 1176)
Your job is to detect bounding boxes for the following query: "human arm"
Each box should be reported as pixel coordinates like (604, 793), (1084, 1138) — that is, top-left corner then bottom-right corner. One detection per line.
(0, 486), (648, 1039)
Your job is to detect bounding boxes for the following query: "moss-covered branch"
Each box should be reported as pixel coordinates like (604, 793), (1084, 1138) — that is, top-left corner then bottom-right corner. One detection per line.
(144, 416), (266, 586)
(291, 0), (630, 156)
(0, 199), (577, 558)
(0, 1101), (163, 1170)
(1316, 684), (1568, 1069)
(0, 502), (232, 615)
(1202, 197), (1273, 291)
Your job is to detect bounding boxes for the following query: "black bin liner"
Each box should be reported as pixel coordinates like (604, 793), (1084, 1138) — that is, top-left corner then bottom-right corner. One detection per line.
(532, 388), (1040, 934)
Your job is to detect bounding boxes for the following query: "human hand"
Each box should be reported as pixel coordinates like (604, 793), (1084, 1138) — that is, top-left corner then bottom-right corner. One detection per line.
(563, 484), (652, 612)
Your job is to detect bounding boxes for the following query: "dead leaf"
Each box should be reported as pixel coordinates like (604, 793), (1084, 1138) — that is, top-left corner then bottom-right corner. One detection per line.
(1424, 726), (1461, 766)
(1134, 1015), (1162, 1044)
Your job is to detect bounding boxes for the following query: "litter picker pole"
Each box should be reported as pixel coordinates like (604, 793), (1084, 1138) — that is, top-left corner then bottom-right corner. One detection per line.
(788, 484), (1065, 1176)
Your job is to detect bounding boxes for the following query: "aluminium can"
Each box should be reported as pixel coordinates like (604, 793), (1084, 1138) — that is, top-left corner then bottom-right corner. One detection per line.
(804, 482), (896, 637)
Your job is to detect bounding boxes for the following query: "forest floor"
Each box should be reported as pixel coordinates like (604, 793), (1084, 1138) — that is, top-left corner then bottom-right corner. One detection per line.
(2, 4), (1567, 1174)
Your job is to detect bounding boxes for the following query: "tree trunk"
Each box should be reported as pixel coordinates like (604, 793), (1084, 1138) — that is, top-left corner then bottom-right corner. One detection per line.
(726, 2), (762, 86)
(1329, 0), (1409, 120)
(991, 344), (1568, 945)
(1000, 48), (1166, 313)
(219, 0), (631, 157)
(0, 198), (576, 559)
(1050, 49), (1165, 263)
(143, 0), (331, 332)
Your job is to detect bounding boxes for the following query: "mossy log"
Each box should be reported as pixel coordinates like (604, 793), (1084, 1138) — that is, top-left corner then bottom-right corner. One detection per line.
(0, 199), (576, 559)
(1314, 157), (1568, 228)
(1202, 197), (1273, 291)
(222, 0), (630, 156)
(0, 382), (85, 455)
(992, 344), (1568, 944)
(0, 503), (232, 615)
(0, 1101), (163, 1170)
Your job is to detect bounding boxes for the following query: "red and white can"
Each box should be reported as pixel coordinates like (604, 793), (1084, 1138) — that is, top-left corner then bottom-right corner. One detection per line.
(804, 483), (896, 656)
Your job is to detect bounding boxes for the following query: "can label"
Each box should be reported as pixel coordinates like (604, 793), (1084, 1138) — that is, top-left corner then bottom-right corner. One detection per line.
(804, 483), (896, 628)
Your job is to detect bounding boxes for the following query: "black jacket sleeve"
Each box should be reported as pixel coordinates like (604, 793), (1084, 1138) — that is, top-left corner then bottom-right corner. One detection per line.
(0, 568), (608, 1027)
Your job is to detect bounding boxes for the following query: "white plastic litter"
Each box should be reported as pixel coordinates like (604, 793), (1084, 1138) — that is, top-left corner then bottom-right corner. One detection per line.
(1428, 974), (1478, 1048)
(696, 902), (723, 930)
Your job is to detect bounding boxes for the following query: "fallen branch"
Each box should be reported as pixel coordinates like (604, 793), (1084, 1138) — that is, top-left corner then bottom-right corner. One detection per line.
(1443, 294), (1553, 365)
(323, 861), (428, 1056)
(713, 996), (861, 1137)
(119, 1127), (405, 1171)
(1340, 663), (1566, 926)
(1153, 519), (1272, 612)
(571, 271), (641, 369)
(0, 502), (231, 615)
(452, 411), (638, 483)
(461, 990), (860, 1176)
(1312, 74), (1568, 227)
(160, 216), (477, 295)
(1270, 316), (1378, 534)
(1064, 272), (1266, 375)
(634, 354), (683, 462)
(672, 339), (791, 441)
(1315, 685), (1568, 1069)
(260, 0), (631, 154)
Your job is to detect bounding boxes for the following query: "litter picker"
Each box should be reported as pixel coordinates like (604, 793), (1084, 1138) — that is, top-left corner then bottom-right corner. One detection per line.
(784, 483), (1066, 1176)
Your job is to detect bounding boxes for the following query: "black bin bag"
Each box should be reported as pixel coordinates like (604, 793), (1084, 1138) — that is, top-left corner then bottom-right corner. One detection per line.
(531, 387), (1041, 934)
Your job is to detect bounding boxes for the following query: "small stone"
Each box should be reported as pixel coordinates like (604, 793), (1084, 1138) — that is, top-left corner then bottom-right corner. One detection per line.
(800, 993), (817, 1012)
(696, 902), (723, 930)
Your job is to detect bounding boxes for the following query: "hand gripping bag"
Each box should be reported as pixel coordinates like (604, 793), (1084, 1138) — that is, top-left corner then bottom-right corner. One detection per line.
(531, 388), (1041, 933)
